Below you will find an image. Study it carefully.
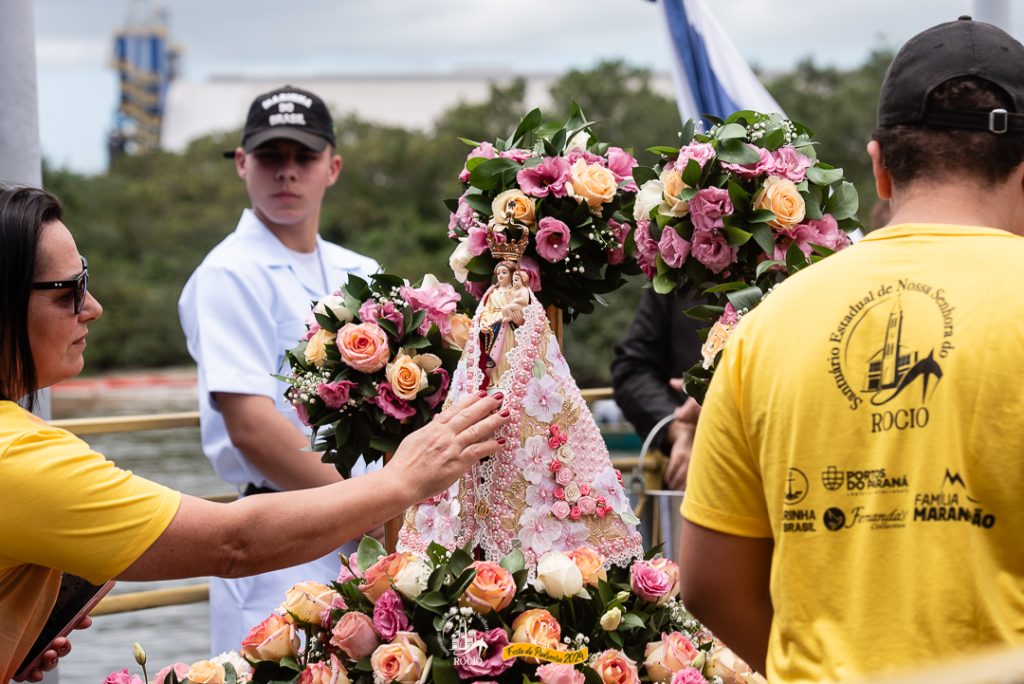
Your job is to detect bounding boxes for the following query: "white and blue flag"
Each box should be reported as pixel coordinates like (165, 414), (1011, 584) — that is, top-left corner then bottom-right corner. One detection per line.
(660, 0), (783, 122)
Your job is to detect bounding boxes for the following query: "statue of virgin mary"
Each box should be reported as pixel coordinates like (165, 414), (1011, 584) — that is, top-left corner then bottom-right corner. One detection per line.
(398, 227), (643, 570)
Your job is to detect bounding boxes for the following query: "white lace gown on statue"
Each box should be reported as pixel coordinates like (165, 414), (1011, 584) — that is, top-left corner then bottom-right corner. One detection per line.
(398, 286), (643, 569)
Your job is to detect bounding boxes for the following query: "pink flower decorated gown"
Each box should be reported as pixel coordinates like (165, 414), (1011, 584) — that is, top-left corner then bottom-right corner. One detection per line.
(398, 286), (643, 569)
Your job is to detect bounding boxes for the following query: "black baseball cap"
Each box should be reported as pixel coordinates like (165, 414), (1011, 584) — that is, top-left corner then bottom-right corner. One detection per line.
(224, 85), (336, 158)
(878, 16), (1024, 134)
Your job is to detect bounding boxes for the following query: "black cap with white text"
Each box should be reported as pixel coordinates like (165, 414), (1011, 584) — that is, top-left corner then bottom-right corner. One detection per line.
(224, 85), (336, 158)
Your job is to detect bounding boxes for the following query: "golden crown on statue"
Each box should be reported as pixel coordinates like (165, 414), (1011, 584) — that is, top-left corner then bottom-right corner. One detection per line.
(486, 222), (530, 263)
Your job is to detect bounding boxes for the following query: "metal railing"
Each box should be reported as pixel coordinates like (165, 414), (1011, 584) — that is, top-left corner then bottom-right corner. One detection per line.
(52, 387), (672, 616)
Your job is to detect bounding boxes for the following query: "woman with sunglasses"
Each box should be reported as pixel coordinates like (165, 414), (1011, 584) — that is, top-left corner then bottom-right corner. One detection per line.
(0, 186), (510, 682)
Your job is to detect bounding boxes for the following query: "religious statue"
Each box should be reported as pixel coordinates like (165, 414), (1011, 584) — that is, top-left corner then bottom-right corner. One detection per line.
(399, 223), (643, 570)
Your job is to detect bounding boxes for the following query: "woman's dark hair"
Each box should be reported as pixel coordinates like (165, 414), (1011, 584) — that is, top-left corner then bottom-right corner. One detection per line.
(0, 185), (63, 410)
(873, 76), (1024, 186)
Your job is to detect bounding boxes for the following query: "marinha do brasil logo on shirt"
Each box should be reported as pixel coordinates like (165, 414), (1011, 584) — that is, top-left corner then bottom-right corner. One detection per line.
(827, 278), (954, 432)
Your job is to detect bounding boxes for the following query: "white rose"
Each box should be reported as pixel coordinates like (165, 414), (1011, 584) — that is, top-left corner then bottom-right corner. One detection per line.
(313, 294), (354, 323)
(448, 239), (473, 283)
(599, 607), (622, 631)
(566, 131), (591, 152)
(535, 551), (584, 599)
(633, 179), (664, 221)
(393, 558), (431, 600)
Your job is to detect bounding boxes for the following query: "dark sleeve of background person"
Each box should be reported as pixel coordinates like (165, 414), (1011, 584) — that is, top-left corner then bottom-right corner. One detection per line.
(611, 289), (704, 451)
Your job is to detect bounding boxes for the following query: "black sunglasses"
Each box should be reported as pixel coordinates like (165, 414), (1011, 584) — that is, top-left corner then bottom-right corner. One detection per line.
(31, 256), (89, 314)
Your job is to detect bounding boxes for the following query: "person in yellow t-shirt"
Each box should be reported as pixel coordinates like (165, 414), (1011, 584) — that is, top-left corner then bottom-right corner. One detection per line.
(0, 185), (510, 683)
(678, 17), (1024, 684)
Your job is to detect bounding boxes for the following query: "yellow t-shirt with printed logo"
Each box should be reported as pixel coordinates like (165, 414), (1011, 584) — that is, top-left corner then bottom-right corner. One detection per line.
(0, 401), (181, 682)
(683, 224), (1024, 684)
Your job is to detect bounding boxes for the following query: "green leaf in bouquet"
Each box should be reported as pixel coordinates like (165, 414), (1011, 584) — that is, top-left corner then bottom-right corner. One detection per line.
(760, 127), (786, 151)
(620, 612), (647, 631)
(681, 159), (703, 187)
(806, 165), (844, 186)
(510, 108), (543, 148)
(803, 184), (824, 220)
(675, 120), (696, 146)
(809, 242), (837, 258)
(607, 630), (624, 649)
(343, 274), (370, 301)
(369, 434), (401, 454)
(356, 536), (387, 574)
(750, 223), (775, 256)
(785, 240), (809, 274)
(465, 156), (489, 175)
(724, 110), (758, 125)
(449, 547), (474, 577)
(405, 309), (428, 336)
(223, 663), (239, 684)
(727, 180), (750, 209)
(277, 657), (301, 672)
(466, 254), (495, 276)
(431, 658), (460, 684)
(646, 145), (681, 156)
(715, 123), (747, 141)
(654, 211), (674, 230)
(631, 165), (657, 187)
(725, 285), (764, 314)
(458, 137), (482, 148)
(703, 281), (750, 294)
(463, 191), (492, 216)
(716, 139), (760, 164)
(748, 209), (776, 224)
(403, 336), (432, 350)
(500, 547), (527, 575)
(447, 567), (478, 601)
(550, 128), (568, 155)
(377, 317), (400, 340)
(469, 158), (522, 191)
(825, 181), (859, 220)
(513, 567), (529, 594)
(416, 590), (449, 614)
(722, 225), (753, 247)
(250, 661), (301, 684)
(682, 362), (712, 404)
(653, 272), (676, 295)
(683, 304), (725, 322)
(755, 259), (786, 279)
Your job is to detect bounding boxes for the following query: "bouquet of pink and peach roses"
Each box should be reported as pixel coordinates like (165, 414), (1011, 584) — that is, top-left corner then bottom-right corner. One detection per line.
(280, 273), (470, 477)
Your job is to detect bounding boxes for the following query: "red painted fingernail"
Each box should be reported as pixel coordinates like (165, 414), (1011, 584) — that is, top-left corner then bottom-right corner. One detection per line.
(500, 409), (510, 417)
(497, 437), (507, 445)
(493, 392), (504, 401)
(478, 389), (488, 397)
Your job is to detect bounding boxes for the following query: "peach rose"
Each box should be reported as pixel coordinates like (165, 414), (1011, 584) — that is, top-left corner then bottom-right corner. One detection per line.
(240, 614), (300, 661)
(444, 313), (472, 350)
(186, 661), (225, 684)
(701, 318), (737, 370)
(385, 352), (429, 400)
(370, 632), (430, 684)
(567, 159), (617, 212)
(337, 322), (391, 373)
(305, 328), (336, 368)
(280, 581), (339, 625)
(659, 168), (690, 218)
(492, 189), (536, 226)
(644, 633), (700, 683)
(510, 608), (561, 650)
(461, 561), (515, 614)
(330, 612), (380, 660)
(300, 655), (351, 684)
(752, 175), (805, 230)
(566, 547), (608, 587)
(361, 552), (417, 603)
(592, 650), (641, 684)
(705, 646), (754, 684)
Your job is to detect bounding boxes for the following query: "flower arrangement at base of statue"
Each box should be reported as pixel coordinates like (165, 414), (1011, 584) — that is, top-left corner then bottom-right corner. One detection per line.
(280, 273), (470, 477)
(631, 111), (864, 402)
(446, 102), (641, 321)
(112, 538), (765, 684)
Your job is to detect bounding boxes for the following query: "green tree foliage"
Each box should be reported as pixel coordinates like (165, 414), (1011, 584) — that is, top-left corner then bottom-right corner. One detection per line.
(42, 54), (888, 387)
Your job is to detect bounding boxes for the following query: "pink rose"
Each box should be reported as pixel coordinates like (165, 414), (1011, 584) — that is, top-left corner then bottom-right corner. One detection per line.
(577, 496), (597, 515)
(293, 400), (311, 427)
(337, 322), (391, 373)
(371, 382), (416, 421)
(500, 148), (532, 163)
(153, 664), (190, 684)
(316, 380), (358, 410)
(769, 146), (813, 182)
(331, 611), (380, 660)
(370, 632), (429, 684)
(535, 217), (572, 263)
(606, 218), (631, 265)
(373, 589), (412, 641)
(606, 147), (638, 191)
(689, 186), (734, 234)
(518, 156), (571, 198)
(299, 655), (350, 684)
(466, 222), (490, 256)
(104, 669), (143, 684)
(634, 219), (659, 278)
(358, 300), (404, 331)
(669, 668), (706, 684)
(460, 142), (496, 183)
(400, 274), (460, 335)
(566, 147), (603, 166)
(518, 255), (542, 292)
(630, 558), (680, 604)
(645, 632), (700, 683)
(537, 664), (585, 684)
(657, 227), (691, 269)
(591, 650), (641, 684)
(690, 228), (738, 274)
(452, 627), (513, 679)
(555, 467), (574, 485)
(323, 593), (349, 630)
(720, 144), (773, 178)
(773, 215), (849, 261)
(551, 500), (571, 519)
(671, 142), (716, 172)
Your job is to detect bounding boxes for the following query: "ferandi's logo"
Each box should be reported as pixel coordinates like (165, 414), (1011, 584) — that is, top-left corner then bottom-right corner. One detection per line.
(826, 279), (955, 433)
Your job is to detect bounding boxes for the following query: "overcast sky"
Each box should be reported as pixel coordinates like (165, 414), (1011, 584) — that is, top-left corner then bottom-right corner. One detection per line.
(31, 0), (1020, 173)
